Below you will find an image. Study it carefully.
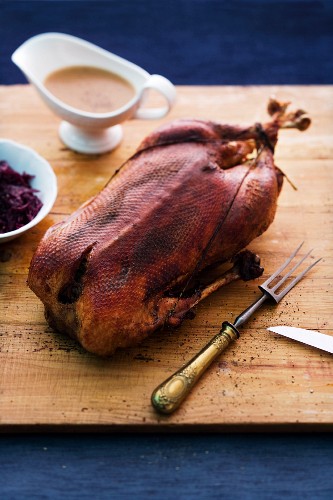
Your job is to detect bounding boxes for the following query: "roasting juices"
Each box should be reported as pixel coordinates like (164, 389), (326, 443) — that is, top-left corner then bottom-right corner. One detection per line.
(44, 65), (136, 113)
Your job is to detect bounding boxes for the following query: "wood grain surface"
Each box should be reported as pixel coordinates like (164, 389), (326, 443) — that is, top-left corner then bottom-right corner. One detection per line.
(0, 85), (332, 430)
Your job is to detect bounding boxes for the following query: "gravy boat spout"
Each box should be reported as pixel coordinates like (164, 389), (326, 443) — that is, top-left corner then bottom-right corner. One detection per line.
(12, 33), (176, 154)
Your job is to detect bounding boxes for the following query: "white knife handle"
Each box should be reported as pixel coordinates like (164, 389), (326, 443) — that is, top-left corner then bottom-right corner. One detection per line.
(151, 322), (239, 414)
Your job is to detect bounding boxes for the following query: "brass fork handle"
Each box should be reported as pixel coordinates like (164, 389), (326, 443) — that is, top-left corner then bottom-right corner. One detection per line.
(151, 322), (239, 414)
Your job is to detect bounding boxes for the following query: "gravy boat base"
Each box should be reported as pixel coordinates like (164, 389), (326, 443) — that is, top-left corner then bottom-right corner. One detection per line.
(59, 122), (123, 154)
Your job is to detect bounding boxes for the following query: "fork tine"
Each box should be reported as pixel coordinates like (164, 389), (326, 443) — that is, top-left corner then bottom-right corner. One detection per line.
(270, 248), (313, 292)
(261, 241), (304, 286)
(234, 243), (320, 328)
(275, 256), (322, 299)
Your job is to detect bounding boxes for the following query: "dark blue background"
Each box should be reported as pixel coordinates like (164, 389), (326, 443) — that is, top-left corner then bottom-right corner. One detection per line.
(1, 0), (333, 85)
(1, 1), (333, 499)
(1, 433), (333, 499)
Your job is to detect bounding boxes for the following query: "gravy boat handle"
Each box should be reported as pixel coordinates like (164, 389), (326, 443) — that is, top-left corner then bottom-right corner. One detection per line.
(135, 74), (176, 119)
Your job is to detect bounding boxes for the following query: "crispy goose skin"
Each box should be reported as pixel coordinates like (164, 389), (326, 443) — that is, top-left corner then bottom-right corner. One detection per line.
(28, 99), (310, 355)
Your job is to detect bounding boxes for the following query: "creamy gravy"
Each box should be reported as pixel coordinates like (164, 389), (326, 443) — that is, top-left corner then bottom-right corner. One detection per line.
(44, 66), (135, 113)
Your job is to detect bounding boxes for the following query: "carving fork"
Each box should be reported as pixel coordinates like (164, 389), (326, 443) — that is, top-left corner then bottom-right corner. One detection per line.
(151, 242), (321, 414)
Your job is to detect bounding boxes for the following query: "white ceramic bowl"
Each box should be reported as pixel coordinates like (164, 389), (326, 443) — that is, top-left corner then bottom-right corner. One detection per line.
(0, 139), (57, 243)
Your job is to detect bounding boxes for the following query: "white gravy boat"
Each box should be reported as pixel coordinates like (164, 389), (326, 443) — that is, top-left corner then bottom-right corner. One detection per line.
(12, 33), (176, 154)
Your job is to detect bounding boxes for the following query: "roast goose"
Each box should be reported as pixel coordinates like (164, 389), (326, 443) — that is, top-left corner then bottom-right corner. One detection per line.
(28, 98), (310, 356)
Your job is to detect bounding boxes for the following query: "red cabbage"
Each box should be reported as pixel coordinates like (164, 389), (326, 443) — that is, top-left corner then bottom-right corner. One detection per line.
(0, 160), (43, 233)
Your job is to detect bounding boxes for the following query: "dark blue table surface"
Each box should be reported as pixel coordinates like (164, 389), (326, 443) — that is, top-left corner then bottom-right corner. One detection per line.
(1, 1), (333, 499)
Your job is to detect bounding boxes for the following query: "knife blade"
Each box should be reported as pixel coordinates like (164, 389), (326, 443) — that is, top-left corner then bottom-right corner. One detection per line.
(267, 326), (333, 354)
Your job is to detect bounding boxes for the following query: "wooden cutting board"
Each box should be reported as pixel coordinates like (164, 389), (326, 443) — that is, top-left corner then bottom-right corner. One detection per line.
(0, 85), (332, 431)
